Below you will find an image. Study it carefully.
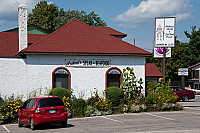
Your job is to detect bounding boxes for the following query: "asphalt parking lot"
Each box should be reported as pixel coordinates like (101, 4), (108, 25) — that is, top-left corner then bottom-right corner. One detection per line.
(1, 96), (200, 133)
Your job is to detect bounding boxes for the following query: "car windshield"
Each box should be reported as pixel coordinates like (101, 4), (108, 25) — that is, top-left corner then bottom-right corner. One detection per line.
(38, 98), (64, 108)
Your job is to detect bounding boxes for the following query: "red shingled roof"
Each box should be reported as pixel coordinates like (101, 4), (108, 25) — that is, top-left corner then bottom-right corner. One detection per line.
(92, 27), (127, 37)
(0, 32), (47, 56)
(21, 19), (151, 55)
(145, 63), (163, 77)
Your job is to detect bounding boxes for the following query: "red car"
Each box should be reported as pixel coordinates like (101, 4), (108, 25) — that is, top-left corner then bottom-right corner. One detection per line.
(18, 96), (68, 130)
(171, 86), (195, 101)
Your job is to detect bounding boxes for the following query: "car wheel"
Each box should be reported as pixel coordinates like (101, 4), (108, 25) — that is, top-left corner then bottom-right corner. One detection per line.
(18, 116), (23, 127)
(182, 95), (189, 102)
(61, 121), (67, 127)
(30, 118), (36, 130)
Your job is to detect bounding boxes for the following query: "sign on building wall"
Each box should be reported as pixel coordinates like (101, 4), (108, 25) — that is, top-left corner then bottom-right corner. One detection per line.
(65, 59), (111, 67)
(155, 17), (175, 47)
(178, 68), (188, 76)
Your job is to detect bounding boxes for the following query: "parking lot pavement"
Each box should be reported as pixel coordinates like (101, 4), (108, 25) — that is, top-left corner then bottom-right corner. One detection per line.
(1, 96), (200, 133)
(2, 110), (200, 133)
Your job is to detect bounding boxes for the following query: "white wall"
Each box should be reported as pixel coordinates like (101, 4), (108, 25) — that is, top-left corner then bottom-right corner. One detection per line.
(0, 58), (28, 98)
(0, 54), (146, 99)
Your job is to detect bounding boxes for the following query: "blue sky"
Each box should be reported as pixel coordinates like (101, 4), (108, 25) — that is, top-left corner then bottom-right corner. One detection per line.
(0, 0), (199, 52)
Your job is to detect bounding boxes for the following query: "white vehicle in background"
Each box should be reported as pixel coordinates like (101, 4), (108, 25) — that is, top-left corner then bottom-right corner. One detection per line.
(185, 87), (200, 95)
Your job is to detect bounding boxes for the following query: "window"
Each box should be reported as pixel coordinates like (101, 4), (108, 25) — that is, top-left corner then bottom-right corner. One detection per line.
(22, 99), (30, 109)
(171, 87), (185, 91)
(22, 99), (37, 109)
(192, 70), (199, 79)
(106, 68), (122, 88)
(194, 84), (200, 90)
(38, 98), (64, 108)
(53, 68), (70, 89)
(28, 99), (37, 109)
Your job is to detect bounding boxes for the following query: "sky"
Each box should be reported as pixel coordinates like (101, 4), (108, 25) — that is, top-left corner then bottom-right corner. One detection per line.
(0, 0), (199, 52)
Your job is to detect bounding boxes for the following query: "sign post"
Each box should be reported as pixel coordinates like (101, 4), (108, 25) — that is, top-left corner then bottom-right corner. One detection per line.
(154, 17), (176, 83)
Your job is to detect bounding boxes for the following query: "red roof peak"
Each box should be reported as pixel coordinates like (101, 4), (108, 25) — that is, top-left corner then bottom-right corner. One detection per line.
(20, 19), (151, 55)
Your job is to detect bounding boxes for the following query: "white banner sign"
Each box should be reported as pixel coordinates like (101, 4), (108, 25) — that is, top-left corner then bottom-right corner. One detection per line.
(178, 68), (188, 76)
(65, 59), (111, 67)
(155, 17), (175, 47)
(154, 47), (171, 58)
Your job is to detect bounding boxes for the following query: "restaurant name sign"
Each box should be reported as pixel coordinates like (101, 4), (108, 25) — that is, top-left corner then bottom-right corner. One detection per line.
(155, 17), (176, 47)
(65, 59), (111, 67)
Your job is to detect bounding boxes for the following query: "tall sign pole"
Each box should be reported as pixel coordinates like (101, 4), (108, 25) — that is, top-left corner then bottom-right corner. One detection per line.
(163, 48), (166, 83)
(155, 17), (176, 83)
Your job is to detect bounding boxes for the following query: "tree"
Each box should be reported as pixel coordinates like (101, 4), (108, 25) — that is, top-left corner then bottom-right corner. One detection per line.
(184, 26), (200, 52)
(165, 40), (197, 80)
(28, 1), (107, 32)
(54, 10), (106, 30)
(146, 38), (199, 81)
(28, 1), (60, 32)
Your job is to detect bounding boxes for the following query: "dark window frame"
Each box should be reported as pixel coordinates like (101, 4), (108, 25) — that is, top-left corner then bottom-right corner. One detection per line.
(52, 67), (70, 90)
(105, 67), (122, 88)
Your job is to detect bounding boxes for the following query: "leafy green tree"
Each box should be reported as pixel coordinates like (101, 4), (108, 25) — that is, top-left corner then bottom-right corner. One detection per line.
(184, 26), (200, 52)
(28, 1), (60, 32)
(54, 10), (107, 30)
(28, 1), (106, 32)
(146, 37), (199, 81)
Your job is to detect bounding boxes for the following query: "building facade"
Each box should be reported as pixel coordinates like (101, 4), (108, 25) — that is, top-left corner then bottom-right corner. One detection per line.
(0, 16), (151, 99)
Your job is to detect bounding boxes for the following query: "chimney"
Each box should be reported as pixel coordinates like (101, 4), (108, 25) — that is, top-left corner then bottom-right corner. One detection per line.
(18, 5), (27, 52)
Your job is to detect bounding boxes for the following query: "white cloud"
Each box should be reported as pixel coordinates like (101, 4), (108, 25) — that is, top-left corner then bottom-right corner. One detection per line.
(0, 0), (39, 21)
(0, 0), (39, 31)
(48, 2), (54, 5)
(176, 13), (191, 21)
(115, 0), (192, 28)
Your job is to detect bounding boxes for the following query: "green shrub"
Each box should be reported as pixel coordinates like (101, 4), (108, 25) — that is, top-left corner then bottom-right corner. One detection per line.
(142, 97), (155, 106)
(0, 94), (23, 124)
(87, 96), (99, 106)
(142, 82), (178, 107)
(72, 99), (86, 117)
(49, 88), (70, 99)
(106, 87), (123, 107)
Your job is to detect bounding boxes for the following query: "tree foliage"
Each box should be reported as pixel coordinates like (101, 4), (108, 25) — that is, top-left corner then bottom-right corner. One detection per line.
(28, 1), (106, 32)
(27, 1), (60, 32)
(184, 26), (200, 52)
(147, 26), (200, 81)
(54, 10), (106, 30)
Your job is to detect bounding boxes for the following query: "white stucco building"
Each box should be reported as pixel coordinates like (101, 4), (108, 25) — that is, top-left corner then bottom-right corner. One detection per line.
(0, 8), (151, 99)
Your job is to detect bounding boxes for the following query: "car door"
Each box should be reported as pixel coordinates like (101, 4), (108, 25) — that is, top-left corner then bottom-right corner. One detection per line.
(20, 99), (30, 123)
(26, 99), (37, 124)
(174, 87), (185, 99)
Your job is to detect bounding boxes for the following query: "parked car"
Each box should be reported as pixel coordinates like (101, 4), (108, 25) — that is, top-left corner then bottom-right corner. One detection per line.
(18, 96), (68, 130)
(171, 86), (195, 102)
